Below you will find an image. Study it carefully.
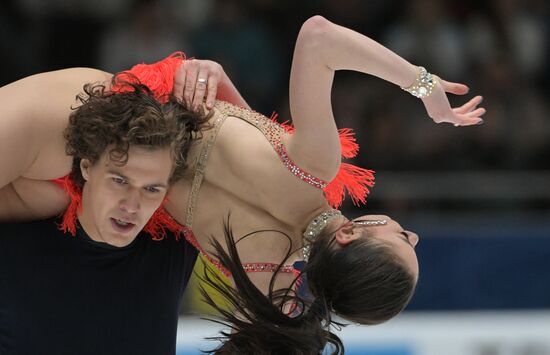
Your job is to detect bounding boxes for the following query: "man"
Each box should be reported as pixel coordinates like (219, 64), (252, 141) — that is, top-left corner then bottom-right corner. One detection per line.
(0, 75), (206, 354)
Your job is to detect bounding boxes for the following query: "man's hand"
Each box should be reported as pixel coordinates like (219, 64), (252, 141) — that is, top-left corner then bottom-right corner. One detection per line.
(173, 59), (224, 112)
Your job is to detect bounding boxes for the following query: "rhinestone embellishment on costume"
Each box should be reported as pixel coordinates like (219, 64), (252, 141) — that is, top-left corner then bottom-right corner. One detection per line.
(401, 66), (437, 98)
(301, 211), (389, 262)
(302, 209), (343, 262)
(354, 219), (388, 226)
(182, 229), (295, 277)
(215, 101), (328, 189)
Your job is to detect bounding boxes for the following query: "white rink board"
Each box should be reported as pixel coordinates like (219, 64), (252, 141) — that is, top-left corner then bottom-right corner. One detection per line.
(176, 311), (550, 355)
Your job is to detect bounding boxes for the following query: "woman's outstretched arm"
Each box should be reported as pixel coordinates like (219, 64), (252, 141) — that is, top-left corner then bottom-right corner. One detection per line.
(287, 16), (485, 180)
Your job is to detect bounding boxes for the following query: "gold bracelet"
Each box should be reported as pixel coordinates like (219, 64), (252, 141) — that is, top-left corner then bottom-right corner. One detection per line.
(401, 66), (437, 98)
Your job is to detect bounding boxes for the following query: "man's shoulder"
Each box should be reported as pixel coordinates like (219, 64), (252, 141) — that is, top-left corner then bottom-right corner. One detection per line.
(138, 229), (199, 262)
(0, 217), (62, 238)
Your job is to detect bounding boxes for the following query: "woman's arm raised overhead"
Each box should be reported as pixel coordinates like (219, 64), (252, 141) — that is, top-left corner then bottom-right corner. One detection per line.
(287, 16), (485, 180)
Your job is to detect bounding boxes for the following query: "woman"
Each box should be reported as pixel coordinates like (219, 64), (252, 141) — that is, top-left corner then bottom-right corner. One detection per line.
(0, 16), (485, 353)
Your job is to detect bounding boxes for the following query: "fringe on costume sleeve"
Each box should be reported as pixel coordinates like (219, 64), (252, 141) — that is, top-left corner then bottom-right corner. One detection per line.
(111, 52), (185, 104)
(271, 114), (375, 209)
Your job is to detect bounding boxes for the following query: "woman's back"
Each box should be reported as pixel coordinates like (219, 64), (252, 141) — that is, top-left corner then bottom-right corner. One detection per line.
(166, 101), (330, 293)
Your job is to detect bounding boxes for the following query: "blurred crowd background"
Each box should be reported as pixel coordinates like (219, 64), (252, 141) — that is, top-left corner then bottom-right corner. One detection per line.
(1, 0), (549, 317)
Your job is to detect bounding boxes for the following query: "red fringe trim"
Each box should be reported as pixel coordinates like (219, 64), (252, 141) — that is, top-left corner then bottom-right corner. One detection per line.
(323, 164), (375, 209)
(337, 128), (359, 159)
(144, 202), (185, 241)
(53, 175), (184, 240)
(111, 52), (185, 104)
(270, 113), (375, 208)
(53, 176), (81, 236)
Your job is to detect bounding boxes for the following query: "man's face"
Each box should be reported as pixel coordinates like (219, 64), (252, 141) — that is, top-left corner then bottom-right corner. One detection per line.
(78, 145), (173, 247)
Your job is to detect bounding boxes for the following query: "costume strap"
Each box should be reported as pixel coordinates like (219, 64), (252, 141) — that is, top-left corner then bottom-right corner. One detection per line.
(183, 105), (228, 228)
(111, 52), (185, 104)
(216, 101), (375, 208)
(276, 118), (375, 208)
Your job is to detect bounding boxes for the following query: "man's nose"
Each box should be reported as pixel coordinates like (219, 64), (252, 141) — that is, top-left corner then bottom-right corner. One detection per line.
(120, 188), (140, 214)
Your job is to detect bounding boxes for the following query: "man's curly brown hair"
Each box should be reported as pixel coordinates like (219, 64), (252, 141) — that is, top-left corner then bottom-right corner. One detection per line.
(64, 75), (210, 189)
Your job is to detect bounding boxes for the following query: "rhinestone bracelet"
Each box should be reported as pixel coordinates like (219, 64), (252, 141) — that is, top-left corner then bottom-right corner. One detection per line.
(401, 66), (437, 99)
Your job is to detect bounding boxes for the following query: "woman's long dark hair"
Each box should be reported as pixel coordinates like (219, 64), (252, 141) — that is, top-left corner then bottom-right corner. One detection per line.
(306, 223), (417, 325)
(199, 220), (344, 355)
(200, 219), (416, 354)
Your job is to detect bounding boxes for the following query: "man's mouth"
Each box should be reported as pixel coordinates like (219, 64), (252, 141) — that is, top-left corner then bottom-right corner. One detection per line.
(115, 219), (129, 226)
(110, 218), (136, 233)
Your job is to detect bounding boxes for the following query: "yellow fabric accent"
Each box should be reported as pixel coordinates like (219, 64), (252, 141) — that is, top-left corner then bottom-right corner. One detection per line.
(183, 253), (233, 314)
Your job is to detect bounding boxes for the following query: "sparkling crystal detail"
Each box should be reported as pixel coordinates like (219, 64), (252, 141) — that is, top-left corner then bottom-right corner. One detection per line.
(215, 101), (329, 189)
(401, 66), (437, 99)
(302, 209), (343, 261)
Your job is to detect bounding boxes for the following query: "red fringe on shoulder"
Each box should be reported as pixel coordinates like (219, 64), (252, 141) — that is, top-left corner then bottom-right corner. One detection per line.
(144, 203), (185, 241)
(323, 163), (375, 209)
(323, 129), (374, 209)
(111, 52), (185, 104)
(53, 175), (184, 240)
(337, 128), (359, 159)
(52, 176), (81, 236)
(270, 113), (375, 209)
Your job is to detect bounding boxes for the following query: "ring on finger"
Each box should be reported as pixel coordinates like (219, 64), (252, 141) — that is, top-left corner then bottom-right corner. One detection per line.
(197, 78), (207, 86)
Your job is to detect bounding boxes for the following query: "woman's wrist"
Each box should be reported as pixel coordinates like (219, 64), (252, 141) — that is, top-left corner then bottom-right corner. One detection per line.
(400, 66), (438, 99)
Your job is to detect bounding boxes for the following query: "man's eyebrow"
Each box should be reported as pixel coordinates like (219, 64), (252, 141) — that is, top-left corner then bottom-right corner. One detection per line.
(146, 182), (169, 189)
(107, 170), (129, 179)
(107, 170), (168, 188)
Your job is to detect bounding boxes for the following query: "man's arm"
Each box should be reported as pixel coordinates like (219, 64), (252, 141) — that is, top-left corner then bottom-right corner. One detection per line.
(0, 179), (69, 222)
(0, 68), (112, 188)
(0, 68), (111, 221)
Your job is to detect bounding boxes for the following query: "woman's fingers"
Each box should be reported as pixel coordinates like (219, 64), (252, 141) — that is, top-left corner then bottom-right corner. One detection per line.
(176, 59), (223, 111)
(465, 107), (486, 119)
(183, 61), (199, 109)
(205, 77), (218, 109)
(453, 95), (483, 114)
(191, 69), (209, 111)
(452, 107), (486, 126)
(172, 64), (187, 103)
(453, 117), (484, 126)
(440, 78), (469, 95)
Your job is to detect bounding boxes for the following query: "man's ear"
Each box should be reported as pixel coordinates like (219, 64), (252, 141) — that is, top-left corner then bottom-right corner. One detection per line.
(80, 159), (92, 182)
(335, 224), (355, 246)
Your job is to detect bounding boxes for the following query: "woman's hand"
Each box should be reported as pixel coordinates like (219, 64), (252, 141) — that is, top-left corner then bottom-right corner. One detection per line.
(421, 76), (486, 126)
(173, 59), (224, 112)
